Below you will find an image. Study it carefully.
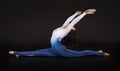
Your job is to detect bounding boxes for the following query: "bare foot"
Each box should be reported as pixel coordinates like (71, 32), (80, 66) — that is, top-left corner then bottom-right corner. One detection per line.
(9, 51), (14, 54)
(98, 50), (103, 52)
(16, 55), (19, 58)
(104, 53), (110, 56)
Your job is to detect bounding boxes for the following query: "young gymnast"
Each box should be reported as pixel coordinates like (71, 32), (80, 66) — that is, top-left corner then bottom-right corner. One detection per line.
(9, 9), (110, 57)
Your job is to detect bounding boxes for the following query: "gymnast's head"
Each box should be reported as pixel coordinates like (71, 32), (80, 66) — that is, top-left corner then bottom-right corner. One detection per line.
(61, 27), (78, 48)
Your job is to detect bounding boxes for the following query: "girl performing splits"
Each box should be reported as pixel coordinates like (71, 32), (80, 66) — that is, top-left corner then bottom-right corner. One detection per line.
(9, 9), (110, 57)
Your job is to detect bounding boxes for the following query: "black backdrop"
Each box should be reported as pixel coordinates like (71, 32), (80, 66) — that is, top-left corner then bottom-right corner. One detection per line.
(1, 0), (120, 71)
(0, 0), (120, 51)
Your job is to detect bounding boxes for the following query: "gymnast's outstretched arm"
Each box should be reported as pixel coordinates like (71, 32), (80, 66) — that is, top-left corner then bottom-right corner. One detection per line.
(65, 9), (96, 33)
(62, 11), (82, 28)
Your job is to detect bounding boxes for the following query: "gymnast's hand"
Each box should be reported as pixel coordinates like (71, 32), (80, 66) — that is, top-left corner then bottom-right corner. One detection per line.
(75, 11), (82, 15)
(85, 9), (96, 14)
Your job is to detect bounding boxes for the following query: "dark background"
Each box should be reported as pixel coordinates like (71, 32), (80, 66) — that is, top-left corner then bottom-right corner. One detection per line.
(0, 0), (120, 48)
(0, 0), (120, 71)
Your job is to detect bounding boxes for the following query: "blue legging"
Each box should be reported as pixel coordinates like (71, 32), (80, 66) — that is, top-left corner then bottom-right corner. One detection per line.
(14, 38), (105, 57)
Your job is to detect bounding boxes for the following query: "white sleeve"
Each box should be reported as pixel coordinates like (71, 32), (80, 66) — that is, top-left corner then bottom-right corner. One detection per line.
(62, 13), (78, 27)
(65, 12), (87, 33)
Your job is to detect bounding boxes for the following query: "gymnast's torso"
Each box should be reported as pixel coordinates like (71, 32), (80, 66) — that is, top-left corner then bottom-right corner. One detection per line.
(51, 27), (68, 43)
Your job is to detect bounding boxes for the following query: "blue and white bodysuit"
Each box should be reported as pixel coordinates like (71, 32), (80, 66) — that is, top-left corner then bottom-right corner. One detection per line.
(14, 12), (105, 57)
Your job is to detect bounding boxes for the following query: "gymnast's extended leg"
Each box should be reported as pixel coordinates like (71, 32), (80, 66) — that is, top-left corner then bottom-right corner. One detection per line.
(63, 49), (109, 57)
(51, 38), (109, 57)
(9, 48), (56, 57)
